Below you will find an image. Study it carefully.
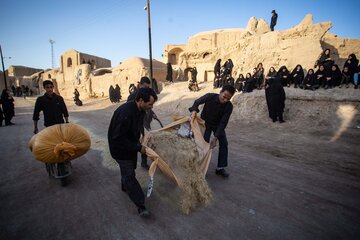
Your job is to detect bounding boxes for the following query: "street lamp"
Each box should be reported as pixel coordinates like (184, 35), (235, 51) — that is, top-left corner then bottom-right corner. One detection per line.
(0, 44), (8, 89)
(144, 0), (153, 82)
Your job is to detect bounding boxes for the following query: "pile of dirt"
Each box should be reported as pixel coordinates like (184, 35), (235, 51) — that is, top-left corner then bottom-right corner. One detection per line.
(148, 130), (213, 214)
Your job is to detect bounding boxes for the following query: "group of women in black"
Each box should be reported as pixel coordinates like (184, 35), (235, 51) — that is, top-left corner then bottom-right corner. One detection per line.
(109, 84), (122, 103)
(213, 58), (234, 89)
(215, 50), (359, 93)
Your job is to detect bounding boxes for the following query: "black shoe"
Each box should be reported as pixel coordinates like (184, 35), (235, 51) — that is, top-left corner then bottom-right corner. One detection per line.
(138, 206), (150, 218)
(272, 119), (277, 122)
(355, 85), (359, 89)
(279, 120), (285, 123)
(215, 168), (229, 178)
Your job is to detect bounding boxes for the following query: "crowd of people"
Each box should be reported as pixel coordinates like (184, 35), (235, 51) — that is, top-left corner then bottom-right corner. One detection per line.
(11, 85), (33, 98)
(213, 50), (360, 93)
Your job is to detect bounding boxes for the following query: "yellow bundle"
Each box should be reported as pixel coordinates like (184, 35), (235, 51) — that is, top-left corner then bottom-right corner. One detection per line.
(28, 123), (91, 163)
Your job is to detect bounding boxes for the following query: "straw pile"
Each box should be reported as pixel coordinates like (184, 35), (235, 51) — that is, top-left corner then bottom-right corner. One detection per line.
(148, 129), (212, 214)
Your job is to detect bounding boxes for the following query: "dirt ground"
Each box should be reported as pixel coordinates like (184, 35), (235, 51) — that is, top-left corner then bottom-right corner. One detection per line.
(1, 82), (360, 240)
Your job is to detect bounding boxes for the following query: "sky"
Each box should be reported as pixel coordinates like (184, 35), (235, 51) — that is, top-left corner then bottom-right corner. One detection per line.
(0, 0), (359, 70)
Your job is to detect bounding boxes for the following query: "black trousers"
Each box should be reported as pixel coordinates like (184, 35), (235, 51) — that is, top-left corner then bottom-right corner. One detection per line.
(204, 128), (228, 168)
(116, 159), (145, 208)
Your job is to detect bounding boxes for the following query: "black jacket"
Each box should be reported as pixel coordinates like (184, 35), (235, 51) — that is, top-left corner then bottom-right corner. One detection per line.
(189, 93), (233, 138)
(108, 101), (144, 160)
(33, 93), (68, 127)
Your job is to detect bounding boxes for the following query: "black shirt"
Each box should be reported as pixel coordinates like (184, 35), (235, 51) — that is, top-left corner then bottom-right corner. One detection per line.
(108, 101), (144, 160)
(189, 93), (233, 138)
(33, 93), (69, 127)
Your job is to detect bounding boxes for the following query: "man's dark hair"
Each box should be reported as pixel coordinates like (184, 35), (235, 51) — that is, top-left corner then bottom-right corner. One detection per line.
(221, 85), (236, 95)
(43, 80), (54, 88)
(139, 76), (151, 85)
(135, 87), (158, 102)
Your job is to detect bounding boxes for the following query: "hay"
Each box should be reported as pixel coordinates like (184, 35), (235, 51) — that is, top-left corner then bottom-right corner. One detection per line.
(148, 130), (213, 214)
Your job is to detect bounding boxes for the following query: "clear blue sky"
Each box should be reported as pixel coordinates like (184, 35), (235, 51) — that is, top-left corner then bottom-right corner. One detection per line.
(1, 0), (359, 70)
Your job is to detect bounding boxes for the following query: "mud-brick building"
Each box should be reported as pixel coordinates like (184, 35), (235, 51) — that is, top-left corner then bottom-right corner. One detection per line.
(60, 49), (111, 72)
(60, 49), (111, 82)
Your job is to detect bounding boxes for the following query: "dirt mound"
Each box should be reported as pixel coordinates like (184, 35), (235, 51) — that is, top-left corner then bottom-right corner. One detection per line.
(148, 130), (212, 214)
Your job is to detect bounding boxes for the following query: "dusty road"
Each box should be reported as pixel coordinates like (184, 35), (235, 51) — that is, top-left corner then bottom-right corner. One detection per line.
(0, 96), (360, 240)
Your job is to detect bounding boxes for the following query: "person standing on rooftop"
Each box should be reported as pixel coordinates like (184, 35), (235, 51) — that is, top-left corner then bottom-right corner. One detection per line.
(270, 10), (278, 31)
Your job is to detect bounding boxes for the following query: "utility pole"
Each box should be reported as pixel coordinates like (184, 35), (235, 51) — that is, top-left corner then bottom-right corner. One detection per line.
(145, 0), (153, 82)
(0, 44), (7, 89)
(49, 39), (55, 68)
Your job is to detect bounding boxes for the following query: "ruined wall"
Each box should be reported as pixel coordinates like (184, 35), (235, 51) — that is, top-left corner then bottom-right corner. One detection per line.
(79, 52), (111, 69)
(164, 14), (360, 82)
(7, 66), (43, 77)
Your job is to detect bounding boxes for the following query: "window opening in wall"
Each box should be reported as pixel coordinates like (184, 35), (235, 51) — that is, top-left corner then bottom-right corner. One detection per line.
(67, 58), (72, 67)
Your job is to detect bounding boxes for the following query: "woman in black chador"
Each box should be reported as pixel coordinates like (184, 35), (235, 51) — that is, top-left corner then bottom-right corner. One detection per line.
(243, 72), (255, 93)
(277, 66), (290, 87)
(265, 78), (286, 123)
(166, 63), (173, 82)
(291, 64), (304, 88)
(234, 74), (245, 92)
(265, 67), (278, 87)
(315, 49), (334, 75)
(343, 54), (358, 84)
(1, 89), (15, 125)
(73, 88), (83, 106)
(254, 63), (265, 89)
(114, 84), (121, 102)
(213, 59), (222, 88)
(302, 69), (316, 90)
(109, 85), (116, 103)
(191, 67), (198, 82)
(325, 64), (342, 88)
(315, 65), (326, 88)
(341, 67), (352, 88)
(224, 59), (234, 77)
(214, 59), (221, 78)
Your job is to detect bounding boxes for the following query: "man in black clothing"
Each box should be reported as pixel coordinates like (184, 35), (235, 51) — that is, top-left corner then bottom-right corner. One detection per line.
(270, 10), (278, 31)
(32, 80), (70, 182)
(189, 85), (235, 178)
(127, 76), (157, 169)
(108, 87), (158, 217)
(33, 80), (69, 132)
